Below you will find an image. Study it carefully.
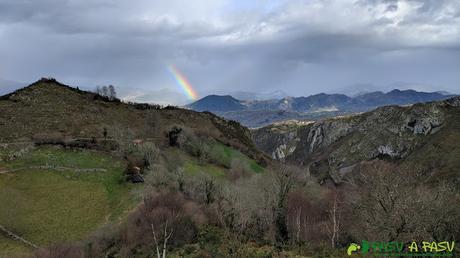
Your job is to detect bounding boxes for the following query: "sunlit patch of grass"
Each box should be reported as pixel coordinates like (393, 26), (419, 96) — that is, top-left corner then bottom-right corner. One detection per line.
(183, 161), (226, 178)
(209, 142), (264, 173)
(165, 141), (264, 179)
(0, 169), (109, 245)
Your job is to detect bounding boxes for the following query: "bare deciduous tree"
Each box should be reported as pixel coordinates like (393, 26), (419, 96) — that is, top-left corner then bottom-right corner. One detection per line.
(344, 160), (460, 243)
(140, 191), (186, 258)
(324, 190), (343, 248)
(95, 85), (116, 100)
(286, 186), (332, 245)
(108, 85), (116, 100)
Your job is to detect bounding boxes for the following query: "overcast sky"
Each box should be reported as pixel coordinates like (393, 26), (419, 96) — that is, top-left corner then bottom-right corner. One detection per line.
(0, 0), (459, 104)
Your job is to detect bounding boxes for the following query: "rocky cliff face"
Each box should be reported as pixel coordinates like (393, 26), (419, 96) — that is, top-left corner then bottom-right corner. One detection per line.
(252, 97), (460, 183)
(252, 120), (312, 160)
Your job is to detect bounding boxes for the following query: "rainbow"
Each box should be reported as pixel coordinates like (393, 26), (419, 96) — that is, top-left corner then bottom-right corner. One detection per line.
(167, 64), (199, 101)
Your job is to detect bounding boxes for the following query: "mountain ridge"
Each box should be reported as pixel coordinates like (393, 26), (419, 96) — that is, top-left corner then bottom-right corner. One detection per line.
(187, 89), (455, 127)
(252, 95), (460, 184)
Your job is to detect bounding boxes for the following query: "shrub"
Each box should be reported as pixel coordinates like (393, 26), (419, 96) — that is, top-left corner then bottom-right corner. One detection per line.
(34, 243), (83, 258)
(138, 142), (160, 168)
(227, 159), (251, 180)
(116, 190), (205, 257)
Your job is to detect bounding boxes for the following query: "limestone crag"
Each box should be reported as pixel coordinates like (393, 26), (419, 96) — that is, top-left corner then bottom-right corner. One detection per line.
(253, 96), (460, 183)
(306, 119), (355, 153)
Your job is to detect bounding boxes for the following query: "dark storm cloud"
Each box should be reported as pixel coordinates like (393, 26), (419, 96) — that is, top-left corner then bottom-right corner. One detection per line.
(0, 0), (459, 104)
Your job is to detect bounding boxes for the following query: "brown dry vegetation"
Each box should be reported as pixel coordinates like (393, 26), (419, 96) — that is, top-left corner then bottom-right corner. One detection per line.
(1, 79), (459, 257)
(0, 78), (267, 165)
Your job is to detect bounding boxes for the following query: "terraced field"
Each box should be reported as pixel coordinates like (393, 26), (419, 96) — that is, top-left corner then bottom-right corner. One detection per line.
(0, 146), (140, 256)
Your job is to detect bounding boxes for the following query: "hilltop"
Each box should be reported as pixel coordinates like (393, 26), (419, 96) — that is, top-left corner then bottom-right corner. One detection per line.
(0, 78), (265, 162)
(187, 95), (246, 112)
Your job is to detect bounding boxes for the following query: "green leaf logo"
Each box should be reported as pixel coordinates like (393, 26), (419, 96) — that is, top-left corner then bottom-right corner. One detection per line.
(347, 243), (361, 256)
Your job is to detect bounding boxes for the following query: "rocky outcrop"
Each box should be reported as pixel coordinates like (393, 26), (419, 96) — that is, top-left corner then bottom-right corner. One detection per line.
(306, 119), (354, 152)
(376, 145), (405, 158)
(403, 104), (444, 135)
(443, 96), (460, 107)
(253, 96), (459, 183)
(251, 121), (304, 161)
(270, 131), (299, 160)
(405, 117), (443, 135)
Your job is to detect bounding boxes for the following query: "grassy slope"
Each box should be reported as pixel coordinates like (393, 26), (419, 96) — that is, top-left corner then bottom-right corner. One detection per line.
(0, 235), (30, 257)
(165, 141), (264, 179)
(0, 147), (139, 256)
(0, 79), (265, 165)
(208, 143), (264, 173)
(400, 106), (460, 185)
(0, 79), (269, 257)
(0, 170), (109, 242)
(0, 145), (264, 257)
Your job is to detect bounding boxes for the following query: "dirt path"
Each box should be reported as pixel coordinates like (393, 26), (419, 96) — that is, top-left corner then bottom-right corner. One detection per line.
(0, 225), (39, 249)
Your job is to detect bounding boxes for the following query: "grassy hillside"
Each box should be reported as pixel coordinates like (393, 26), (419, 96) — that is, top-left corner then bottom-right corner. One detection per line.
(0, 143), (264, 257)
(170, 141), (264, 177)
(0, 235), (30, 257)
(0, 79), (269, 257)
(0, 146), (139, 256)
(0, 78), (266, 164)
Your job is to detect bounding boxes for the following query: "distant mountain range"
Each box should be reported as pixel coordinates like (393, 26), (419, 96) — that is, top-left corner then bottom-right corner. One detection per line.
(188, 89), (456, 127)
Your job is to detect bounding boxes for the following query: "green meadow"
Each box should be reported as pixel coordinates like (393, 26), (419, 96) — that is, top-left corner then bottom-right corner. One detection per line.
(0, 146), (140, 256)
